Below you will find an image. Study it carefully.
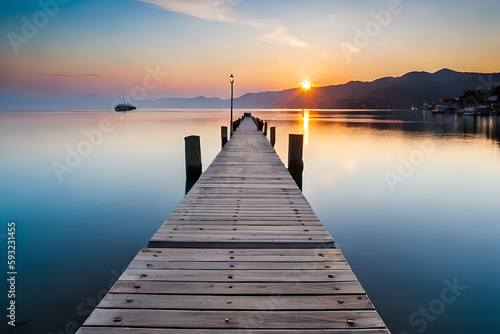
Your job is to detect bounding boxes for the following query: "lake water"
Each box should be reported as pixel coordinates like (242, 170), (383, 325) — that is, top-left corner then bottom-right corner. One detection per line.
(1, 109), (499, 334)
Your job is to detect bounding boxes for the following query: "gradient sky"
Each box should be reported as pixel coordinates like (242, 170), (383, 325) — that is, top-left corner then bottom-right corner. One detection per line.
(1, 0), (500, 98)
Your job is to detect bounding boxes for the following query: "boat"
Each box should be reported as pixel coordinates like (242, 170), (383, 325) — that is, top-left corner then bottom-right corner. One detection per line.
(457, 106), (497, 116)
(114, 93), (136, 112)
(432, 105), (455, 114)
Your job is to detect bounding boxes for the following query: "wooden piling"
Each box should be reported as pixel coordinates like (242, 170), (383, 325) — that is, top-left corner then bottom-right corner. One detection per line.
(77, 117), (390, 334)
(288, 134), (304, 190)
(257, 119), (264, 131)
(221, 126), (228, 148)
(185, 135), (202, 182)
(264, 122), (268, 136)
(270, 126), (276, 147)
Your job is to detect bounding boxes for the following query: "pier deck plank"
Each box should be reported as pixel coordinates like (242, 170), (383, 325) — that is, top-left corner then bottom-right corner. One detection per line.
(77, 116), (390, 333)
(147, 116), (332, 249)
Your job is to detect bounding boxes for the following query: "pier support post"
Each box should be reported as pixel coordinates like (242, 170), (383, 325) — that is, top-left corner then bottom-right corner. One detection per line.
(264, 122), (268, 136)
(288, 134), (304, 191)
(185, 135), (202, 194)
(221, 126), (228, 148)
(270, 127), (276, 147)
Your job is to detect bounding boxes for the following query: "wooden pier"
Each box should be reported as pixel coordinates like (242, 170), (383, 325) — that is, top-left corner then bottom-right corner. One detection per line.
(77, 116), (390, 333)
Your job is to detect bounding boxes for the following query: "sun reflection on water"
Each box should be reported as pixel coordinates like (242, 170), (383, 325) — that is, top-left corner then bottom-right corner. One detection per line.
(303, 109), (309, 146)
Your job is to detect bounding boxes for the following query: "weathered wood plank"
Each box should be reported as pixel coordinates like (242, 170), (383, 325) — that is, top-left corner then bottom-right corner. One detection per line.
(148, 117), (334, 248)
(119, 268), (356, 282)
(83, 309), (386, 329)
(99, 294), (374, 310)
(109, 280), (367, 295)
(78, 329), (391, 334)
(138, 248), (343, 256)
(77, 117), (389, 333)
(160, 225), (327, 231)
(128, 260), (350, 270)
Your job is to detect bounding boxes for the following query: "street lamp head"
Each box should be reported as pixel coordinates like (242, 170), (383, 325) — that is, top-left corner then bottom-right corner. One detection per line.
(230, 74), (234, 84)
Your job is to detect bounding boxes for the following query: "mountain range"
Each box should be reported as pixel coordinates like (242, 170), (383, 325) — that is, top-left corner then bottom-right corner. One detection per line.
(1, 69), (499, 110)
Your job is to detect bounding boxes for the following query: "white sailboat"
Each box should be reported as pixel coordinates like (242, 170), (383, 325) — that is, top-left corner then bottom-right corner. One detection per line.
(114, 93), (136, 112)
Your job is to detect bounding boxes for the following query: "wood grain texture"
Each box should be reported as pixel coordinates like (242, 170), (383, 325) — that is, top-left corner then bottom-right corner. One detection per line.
(79, 330), (390, 334)
(149, 117), (333, 249)
(76, 117), (390, 334)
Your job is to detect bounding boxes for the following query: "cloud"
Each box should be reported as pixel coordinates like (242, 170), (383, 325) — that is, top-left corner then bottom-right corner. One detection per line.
(37, 73), (115, 78)
(137, 0), (310, 48)
(138, 0), (237, 22)
(257, 26), (310, 48)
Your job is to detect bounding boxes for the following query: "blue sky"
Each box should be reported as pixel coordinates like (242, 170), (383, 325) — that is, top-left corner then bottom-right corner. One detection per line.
(1, 0), (499, 98)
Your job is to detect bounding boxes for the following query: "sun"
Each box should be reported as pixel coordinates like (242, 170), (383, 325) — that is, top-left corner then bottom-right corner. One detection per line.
(301, 81), (311, 90)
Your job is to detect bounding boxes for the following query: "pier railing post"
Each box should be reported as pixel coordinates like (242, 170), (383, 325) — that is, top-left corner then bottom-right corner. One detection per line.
(185, 135), (202, 194)
(264, 122), (268, 136)
(221, 126), (228, 148)
(270, 127), (276, 147)
(288, 134), (304, 190)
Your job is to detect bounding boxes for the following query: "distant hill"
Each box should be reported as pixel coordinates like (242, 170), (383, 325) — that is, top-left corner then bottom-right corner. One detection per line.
(1, 69), (499, 110)
(245, 68), (500, 109)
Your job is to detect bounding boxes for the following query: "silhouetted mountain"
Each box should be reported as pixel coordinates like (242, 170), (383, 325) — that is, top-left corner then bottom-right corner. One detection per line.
(267, 69), (500, 109)
(235, 90), (296, 108)
(1, 69), (499, 110)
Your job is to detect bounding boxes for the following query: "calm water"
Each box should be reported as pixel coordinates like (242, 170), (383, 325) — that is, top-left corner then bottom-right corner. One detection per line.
(1, 109), (499, 334)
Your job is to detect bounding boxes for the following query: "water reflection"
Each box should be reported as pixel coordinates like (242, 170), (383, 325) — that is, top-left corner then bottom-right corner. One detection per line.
(458, 114), (500, 143)
(283, 109), (500, 145)
(2, 109), (500, 334)
(303, 109), (309, 146)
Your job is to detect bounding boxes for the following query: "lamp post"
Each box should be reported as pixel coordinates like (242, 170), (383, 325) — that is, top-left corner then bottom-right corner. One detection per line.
(230, 73), (234, 135)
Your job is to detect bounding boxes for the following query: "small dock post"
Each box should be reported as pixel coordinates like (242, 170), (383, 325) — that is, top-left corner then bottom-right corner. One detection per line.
(221, 126), (228, 148)
(77, 116), (390, 334)
(270, 126), (276, 147)
(264, 122), (268, 136)
(288, 134), (304, 190)
(185, 135), (202, 194)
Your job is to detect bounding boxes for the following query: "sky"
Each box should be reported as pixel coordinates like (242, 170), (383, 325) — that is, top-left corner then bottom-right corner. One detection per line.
(1, 0), (500, 99)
